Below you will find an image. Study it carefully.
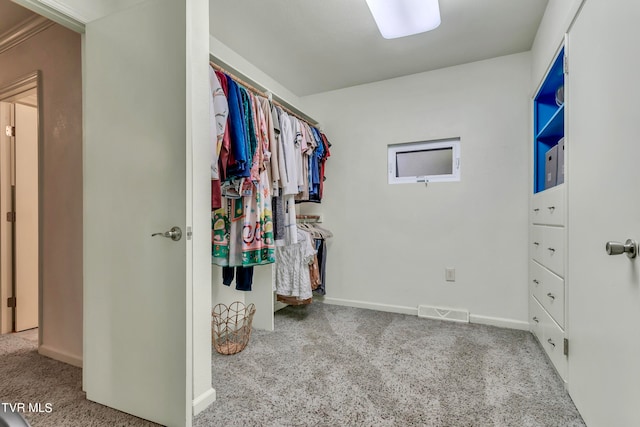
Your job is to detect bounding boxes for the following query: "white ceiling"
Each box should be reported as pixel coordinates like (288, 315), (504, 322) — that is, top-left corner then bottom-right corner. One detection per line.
(3, 0), (548, 97)
(0, 0), (36, 35)
(210, 0), (549, 96)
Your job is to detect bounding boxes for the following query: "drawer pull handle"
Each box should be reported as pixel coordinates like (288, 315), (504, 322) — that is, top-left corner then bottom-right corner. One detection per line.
(547, 247), (556, 253)
(547, 338), (556, 347)
(533, 279), (540, 284)
(533, 208), (540, 212)
(547, 206), (555, 211)
(533, 242), (540, 246)
(532, 316), (539, 323)
(547, 292), (555, 300)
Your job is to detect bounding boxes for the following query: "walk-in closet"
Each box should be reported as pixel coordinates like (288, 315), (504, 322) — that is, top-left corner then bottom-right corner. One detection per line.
(1, 0), (638, 426)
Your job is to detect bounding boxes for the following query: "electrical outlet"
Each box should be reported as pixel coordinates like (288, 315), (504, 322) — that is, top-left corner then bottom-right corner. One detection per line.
(445, 268), (455, 282)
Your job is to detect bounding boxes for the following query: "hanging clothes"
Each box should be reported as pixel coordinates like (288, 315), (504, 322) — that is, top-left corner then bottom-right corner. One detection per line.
(319, 132), (332, 200)
(260, 97), (279, 195)
(209, 63), (332, 296)
(209, 65), (228, 181)
(212, 181), (275, 268)
(313, 238), (328, 295)
(277, 109), (299, 196)
(239, 86), (258, 181)
(209, 66), (229, 210)
(215, 70), (232, 182)
(290, 116), (305, 194)
(222, 265), (254, 291)
(272, 195), (285, 245)
(225, 78), (250, 179)
(295, 123), (310, 202)
(248, 94), (267, 183)
(270, 104), (282, 193)
(275, 228), (316, 302)
(309, 253), (321, 291)
(308, 126), (323, 202)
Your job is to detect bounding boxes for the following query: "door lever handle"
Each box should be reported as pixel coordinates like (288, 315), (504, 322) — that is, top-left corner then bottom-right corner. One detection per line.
(605, 239), (636, 258)
(151, 226), (182, 241)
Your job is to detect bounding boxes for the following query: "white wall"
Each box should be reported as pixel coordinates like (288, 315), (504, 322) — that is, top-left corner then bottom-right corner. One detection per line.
(301, 52), (532, 327)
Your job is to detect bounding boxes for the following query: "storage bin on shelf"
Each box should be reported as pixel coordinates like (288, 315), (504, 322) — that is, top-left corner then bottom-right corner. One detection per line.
(211, 302), (256, 355)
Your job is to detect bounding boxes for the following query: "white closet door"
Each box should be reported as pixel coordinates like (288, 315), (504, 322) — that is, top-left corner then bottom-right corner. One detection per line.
(14, 103), (39, 332)
(567, 0), (640, 425)
(83, 0), (211, 425)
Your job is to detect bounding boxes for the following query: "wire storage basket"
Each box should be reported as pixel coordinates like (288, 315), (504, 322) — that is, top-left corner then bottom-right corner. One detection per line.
(211, 302), (256, 355)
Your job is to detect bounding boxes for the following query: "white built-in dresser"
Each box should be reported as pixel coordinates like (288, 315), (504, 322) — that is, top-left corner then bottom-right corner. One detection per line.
(529, 44), (567, 381)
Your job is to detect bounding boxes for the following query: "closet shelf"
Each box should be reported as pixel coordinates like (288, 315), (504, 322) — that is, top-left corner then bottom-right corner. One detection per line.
(536, 104), (564, 140)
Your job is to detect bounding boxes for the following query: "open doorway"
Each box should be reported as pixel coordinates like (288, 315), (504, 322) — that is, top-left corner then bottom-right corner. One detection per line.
(0, 73), (40, 336)
(0, 0), (82, 366)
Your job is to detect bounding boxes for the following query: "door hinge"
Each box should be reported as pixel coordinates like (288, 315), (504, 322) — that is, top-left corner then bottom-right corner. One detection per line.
(563, 55), (568, 75)
(5, 125), (15, 137)
(7, 297), (16, 308)
(563, 338), (569, 356)
(6, 212), (15, 222)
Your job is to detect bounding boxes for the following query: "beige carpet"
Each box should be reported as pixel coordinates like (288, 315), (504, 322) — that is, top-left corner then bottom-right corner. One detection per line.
(0, 329), (159, 427)
(195, 303), (585, 427)
(2, 303), (586, 426)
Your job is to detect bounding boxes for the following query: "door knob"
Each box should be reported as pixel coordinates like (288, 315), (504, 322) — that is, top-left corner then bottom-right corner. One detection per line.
(152, 226), (182, 241)
(605, 239), (636, 258)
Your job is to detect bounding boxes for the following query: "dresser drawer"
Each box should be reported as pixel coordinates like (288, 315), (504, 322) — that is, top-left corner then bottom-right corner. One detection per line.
(530, 225), (564, 277)
(529, 260), (545, 302)
(530, 296), (567, 381)
(531, 184), (565, 226)
(530, 226), (545, 263)
(541, 312), (567, 381)
(529, 295), (544, 340)
(530, 260), (565, 328)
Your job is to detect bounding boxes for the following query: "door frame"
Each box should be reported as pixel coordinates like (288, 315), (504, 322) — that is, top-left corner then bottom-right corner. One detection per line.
(0, 71), (42, 340)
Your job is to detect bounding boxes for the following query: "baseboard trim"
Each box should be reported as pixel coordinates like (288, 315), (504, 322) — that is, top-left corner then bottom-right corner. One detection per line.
(321, 297), (528, 330)
(469, 314), (530, 331)
(38, 344), (82, 367)
(321, 297), (418, 316)
(193, 388), (216, 415)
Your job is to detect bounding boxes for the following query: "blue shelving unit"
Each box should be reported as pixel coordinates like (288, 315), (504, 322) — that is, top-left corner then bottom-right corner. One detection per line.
(534, 48), (565, 193)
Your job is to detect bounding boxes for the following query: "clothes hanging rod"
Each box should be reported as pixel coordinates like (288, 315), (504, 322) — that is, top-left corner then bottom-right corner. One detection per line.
(209, 57), (320, 127)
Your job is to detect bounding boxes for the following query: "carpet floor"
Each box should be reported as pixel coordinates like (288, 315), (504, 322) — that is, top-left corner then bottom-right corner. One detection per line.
(1, 303), (585, 426)
(0, 329), (159, 427)
(194, 303), (585, 427)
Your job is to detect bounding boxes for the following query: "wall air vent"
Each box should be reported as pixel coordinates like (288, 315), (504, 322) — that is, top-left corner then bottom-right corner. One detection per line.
(417, 305), (469, 323)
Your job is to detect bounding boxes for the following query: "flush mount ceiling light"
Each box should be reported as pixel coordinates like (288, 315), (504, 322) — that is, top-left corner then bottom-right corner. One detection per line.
(365, 0), (441, 39)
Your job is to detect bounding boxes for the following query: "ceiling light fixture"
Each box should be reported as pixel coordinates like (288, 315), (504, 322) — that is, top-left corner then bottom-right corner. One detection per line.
(365, 0), (441, 39)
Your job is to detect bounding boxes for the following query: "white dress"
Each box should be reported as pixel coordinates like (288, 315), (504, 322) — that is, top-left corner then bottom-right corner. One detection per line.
(275, 229), (316, 299)
(209, 66), (228, 180)
(277, 110), (299, 196)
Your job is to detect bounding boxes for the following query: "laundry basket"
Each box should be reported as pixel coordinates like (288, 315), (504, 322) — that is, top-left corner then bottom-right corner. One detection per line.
(211, 302), (256, 355)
